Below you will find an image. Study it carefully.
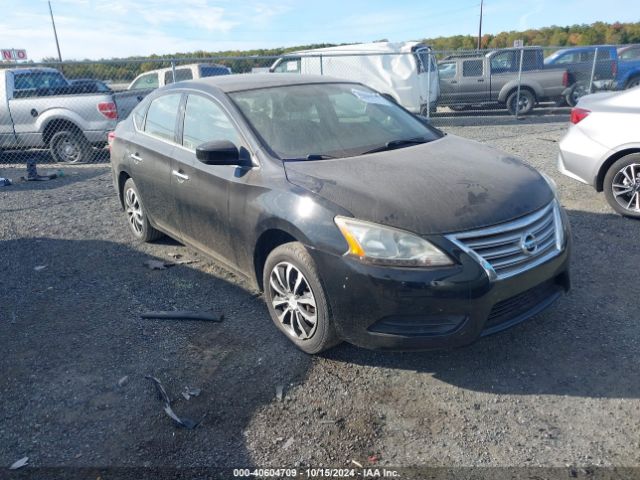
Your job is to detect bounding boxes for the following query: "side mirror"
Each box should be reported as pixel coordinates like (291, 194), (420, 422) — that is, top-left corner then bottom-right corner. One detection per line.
(196, 140), (245, 166)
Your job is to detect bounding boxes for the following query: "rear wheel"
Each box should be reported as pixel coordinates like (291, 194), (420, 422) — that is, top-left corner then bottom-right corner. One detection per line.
(49, 130), (93, 164)
(506, 89), (535, 115)
(603, 153), (640, 219)
(263, 242), (340, 354)
(122, 178), (164, 241)
(626, 76), (640, 89)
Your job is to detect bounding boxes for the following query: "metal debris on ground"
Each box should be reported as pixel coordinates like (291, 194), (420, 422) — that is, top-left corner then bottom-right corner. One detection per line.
(144, 259), (199, 270)
(34, 265), (47, 272)
(275, 385), (284, 402)
(141, 311), (223, 322)
(144, 375), (203, 429)
(181, 387), (201, 400)
(351, 460), (363, 468)
(282, 437), (294, 450)
(9, 457), (29, 470)
(117, 375), (129, 387)
(143, 260), (169, 270)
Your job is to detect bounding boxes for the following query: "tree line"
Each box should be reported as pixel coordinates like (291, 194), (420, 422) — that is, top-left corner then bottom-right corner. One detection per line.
(7, 21), (640, 83)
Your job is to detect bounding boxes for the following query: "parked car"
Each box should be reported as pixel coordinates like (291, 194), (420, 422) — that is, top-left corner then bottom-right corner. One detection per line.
(116, 63), (232, 122)
(68, 78), (112, 93)
(0, 67), (117, 163)
(543, 45), (640, 104)
(438, 47), (569, 114)
(269, 42), (440, 115)
(615, 45), (640, 90)
(110, 74), (571, 353)
(558, 87), (640, 218)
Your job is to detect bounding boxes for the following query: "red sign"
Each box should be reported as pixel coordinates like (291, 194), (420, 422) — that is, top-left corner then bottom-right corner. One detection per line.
(1, 49), (28, 61)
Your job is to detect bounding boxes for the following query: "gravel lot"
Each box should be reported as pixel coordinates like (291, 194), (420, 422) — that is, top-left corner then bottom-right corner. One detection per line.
(1, 118), (639, 475)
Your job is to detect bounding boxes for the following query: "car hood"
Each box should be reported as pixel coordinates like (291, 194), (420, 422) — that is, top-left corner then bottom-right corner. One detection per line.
(284, 135), (554, 235)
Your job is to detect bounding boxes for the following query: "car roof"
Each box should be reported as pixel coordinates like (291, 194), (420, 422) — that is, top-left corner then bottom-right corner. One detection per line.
(183, 73), (355, 93)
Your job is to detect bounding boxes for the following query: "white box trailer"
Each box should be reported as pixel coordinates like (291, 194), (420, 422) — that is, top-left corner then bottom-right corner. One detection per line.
(270, 42), (439, 115)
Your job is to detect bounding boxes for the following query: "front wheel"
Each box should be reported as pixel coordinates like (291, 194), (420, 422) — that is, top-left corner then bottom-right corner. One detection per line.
(603, 153), (640, 219)
(263, 242), (340, 354)
(49, 130), (92, 163)
(565, 83), (588, 107)
(506, 89), (535, 115)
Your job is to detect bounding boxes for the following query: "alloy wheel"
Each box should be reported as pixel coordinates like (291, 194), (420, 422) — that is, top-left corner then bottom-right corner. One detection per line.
(611, 163), (640, 213)
(268, 261), (318, 340)
(125, 188), (144, 234)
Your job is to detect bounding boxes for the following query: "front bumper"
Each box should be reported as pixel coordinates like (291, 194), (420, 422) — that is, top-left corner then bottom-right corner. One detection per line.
(311, 231), (571, 351)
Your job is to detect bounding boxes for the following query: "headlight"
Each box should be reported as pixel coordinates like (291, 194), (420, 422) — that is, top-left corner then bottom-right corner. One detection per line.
(334, 216), (453, 267)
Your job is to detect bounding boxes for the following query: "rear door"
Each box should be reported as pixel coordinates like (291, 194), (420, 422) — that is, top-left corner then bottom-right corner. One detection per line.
(171, 93), (245, 266)
(129, 92), (182, 237)
(457, 59), (488, 103)
(438, 61), (461, 104)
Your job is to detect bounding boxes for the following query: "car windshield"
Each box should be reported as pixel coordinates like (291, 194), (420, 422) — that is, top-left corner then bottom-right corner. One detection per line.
(229, 83), (441, 160)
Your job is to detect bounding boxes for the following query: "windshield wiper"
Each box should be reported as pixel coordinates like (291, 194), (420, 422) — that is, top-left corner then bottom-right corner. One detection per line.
(282, 154), (336, 161)
(361, 137), (429, 155)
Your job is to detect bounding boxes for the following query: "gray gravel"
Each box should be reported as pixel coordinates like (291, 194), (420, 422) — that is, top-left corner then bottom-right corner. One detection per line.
(1, 120), (639, 471)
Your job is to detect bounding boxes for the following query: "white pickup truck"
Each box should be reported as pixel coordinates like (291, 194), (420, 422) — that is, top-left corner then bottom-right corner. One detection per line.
(0, 67), (117, 163)
(115, 63), (233, 121)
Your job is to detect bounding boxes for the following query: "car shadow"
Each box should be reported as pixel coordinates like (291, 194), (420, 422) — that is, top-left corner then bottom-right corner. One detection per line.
(321, 208), (640, 400)
(0, 237), (310, 468)
(0, 146), (110, 166)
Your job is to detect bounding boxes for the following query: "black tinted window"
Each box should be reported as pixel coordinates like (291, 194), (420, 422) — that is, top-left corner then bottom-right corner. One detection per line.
(182, 95), (240, 150)
(462, 60), (483, 77)
(144, 94), (181, 141)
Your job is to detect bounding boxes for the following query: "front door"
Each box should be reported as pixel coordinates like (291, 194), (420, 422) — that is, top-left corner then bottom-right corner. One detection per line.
(172, 93), (245, 267)
(457, 59), (488, 103)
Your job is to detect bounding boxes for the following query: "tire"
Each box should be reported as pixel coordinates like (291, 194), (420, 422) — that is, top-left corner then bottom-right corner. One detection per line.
(603, 153), (640, 219)
(565, 83), (588, 107)
(263, 242), (340, 354)
(49, 130), (93, 164)
(626, 76), (640, 90)
(506, 89), (535, 115)
(122, 178), (164, 241)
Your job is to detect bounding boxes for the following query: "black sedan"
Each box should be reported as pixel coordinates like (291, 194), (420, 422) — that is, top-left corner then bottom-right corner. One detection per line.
(109, 74), (571, 353)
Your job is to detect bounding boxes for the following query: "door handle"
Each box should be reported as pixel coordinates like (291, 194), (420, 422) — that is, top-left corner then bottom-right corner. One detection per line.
(450, 80), (458, 84)
(129, 153), (143, 163)
(172, 169), (189, 183)
(477, 79), (484, 82)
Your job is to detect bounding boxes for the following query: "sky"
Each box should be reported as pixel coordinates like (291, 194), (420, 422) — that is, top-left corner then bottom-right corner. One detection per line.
(1, 0), (638, 61)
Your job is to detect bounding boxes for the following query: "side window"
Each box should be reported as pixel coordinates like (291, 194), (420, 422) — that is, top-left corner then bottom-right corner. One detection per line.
(132, 99), (149, 130)
(522, 50), (539, 70)
(462, 60), (483, 77)
(620, 47), (640, 60)
(438, 62), (457, 79)
(182, 95), (240, 150)
(272, 58), (301, 73)
(490, 51), (516, 73)
(144, 93), (182, 142)
(130, 73), (159, 90)
(164, 68), (193, 85)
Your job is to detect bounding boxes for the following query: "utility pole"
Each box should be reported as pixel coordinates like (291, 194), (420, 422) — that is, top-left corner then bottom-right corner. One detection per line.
(48, 0), (63, 62)
(477, 0), (484, 50)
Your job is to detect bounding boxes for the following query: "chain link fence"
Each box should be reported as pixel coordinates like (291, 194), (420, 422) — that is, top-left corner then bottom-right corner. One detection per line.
(0, 44), (637, 174)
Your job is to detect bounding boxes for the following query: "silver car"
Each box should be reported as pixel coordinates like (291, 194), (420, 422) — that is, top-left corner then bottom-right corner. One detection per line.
(558, 87), (640, 218)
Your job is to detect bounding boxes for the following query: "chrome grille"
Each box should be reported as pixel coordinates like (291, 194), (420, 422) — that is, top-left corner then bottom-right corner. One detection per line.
(446, 201), (563, 280)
